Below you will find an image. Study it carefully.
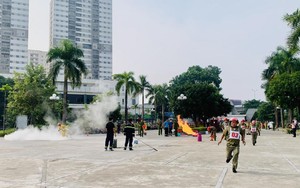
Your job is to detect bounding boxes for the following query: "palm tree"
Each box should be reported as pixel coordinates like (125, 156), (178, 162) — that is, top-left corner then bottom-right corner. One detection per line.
(47, 39), (88, 123)
(158, 83), (170, 123)
(262, 46), (300, 125)
(113, 71), (138, 123)
(146, 85), (159, 122)
(146, 83), (169, 123)
(284, 9), (300, 50)
(262, 46), (300, 86)
(135, 75), (150, 121)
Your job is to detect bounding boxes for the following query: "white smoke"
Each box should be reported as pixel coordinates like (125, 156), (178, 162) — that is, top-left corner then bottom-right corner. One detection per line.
(70, 94), (119, 134)
(4, 125), (66, 141)
(4, 94), (119, 140)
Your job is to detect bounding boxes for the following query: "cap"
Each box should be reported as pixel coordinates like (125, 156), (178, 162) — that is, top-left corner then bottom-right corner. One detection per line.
(241, 119), (245, 122)
(224, 118), (229, 121)
(231, 118), (238, 122)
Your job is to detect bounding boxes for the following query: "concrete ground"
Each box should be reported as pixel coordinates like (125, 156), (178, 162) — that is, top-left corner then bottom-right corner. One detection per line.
(0, 129), (299, 188)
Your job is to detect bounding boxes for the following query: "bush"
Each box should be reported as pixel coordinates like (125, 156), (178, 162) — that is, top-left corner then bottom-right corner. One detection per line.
(0, 128), (16, 137)
(193, 127), (207, 132)
(178, 127), (207, 133)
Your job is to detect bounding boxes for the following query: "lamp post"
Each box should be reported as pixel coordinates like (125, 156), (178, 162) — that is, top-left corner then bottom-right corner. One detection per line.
(177, 94), (187, 101)
(50, 94), (60, 121)
(177, 94), (187, 115)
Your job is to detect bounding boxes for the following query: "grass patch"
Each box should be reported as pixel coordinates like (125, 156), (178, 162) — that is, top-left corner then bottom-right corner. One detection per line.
(0, 128), (16, 137)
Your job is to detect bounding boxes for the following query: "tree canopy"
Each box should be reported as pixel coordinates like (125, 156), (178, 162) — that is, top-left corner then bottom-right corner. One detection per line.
(169, 65), (231, 122)
(113, 71), (139, 122)
(7, 63), (56, 126)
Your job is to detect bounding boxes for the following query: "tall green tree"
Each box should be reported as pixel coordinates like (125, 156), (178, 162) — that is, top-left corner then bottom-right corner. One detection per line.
(256, 102), (275, 122)
(0, 76), (14, 129)
(262, 46), (300, 87)
(262, 46), (300, 123)
(284, 9), (300, 50)
(266, 72), (300, 121)
(47, 39), (88, 123)
(0, 84), (12, 130)
(242, 99), (263, 114)
(146, 84), (160, 121)
(113, 71), (138, 123)
(157, 84), (170, 123)
(135, 75), (150, 121)
(146, 84), (170, 123)
(172, 83), (231, 121)
(0, 76), (14, 87)
(169, 65), (231, 123)
(7, 63), (56, 126)
(170, 65), (222, 88)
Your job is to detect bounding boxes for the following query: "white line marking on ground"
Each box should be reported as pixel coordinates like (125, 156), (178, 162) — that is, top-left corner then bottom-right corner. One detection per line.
(270, 143), (300, 173)
(283, 156), (300, 173)
(215, 167), (227, 188)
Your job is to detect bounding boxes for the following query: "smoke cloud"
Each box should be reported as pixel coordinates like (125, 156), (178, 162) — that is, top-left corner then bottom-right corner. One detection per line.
(4, 125), (66, 140)
(70, 94), (119, 134)
(4, 94), (119, 140)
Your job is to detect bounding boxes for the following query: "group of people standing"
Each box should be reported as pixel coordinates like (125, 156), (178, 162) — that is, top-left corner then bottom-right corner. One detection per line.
(159, 118), (179, 137)
(104, 117), (135, 151)
(163, 119), (173, 137)
(105, 117), (181, 151)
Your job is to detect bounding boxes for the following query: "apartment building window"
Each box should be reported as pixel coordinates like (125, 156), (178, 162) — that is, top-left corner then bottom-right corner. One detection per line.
(132, 99), (136, 105)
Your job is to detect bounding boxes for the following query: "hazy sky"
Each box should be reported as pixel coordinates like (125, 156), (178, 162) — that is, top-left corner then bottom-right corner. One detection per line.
(28, 0), (300, 101)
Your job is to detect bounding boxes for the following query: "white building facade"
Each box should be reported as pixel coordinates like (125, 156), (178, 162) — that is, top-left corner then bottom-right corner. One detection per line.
(28, 49), (47, 68)
(0, 0), (29, 74)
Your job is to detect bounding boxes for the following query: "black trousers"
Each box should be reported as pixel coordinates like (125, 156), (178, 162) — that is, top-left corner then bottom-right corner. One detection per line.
(158, 128), (162, 135)
(292, 128), (296, 137)
(164, 128), (169, 136)
(105, 134), (114, 148)
(125, 136), (133, 148)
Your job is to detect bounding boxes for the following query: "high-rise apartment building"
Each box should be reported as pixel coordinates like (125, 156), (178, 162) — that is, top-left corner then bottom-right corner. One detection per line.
(50, 0), (112, 80)
(28, 49), (47, 67)
(0, 0), (29, 74)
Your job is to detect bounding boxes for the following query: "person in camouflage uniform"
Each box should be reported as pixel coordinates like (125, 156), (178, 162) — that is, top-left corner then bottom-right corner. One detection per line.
(138, 119), (144, 137)
(239, 119), (247, 130)
(218, 118), (246, 173)
(209, 117), (218, 141)
(249, 120), (259, 146)
(157, 119), (163, 135)
(221, 118), (230, 131)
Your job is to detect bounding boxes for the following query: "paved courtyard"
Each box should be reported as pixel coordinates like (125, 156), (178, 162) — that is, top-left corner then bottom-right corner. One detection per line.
(0, 129), (299, 188)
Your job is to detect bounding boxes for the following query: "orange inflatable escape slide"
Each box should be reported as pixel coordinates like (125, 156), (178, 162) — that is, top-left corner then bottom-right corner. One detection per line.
(177, 115), (197, 136)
